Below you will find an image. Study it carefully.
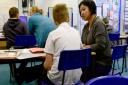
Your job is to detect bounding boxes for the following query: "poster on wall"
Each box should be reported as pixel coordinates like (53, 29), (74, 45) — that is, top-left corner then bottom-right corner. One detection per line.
(96, 0), (121, 32)
(97, 6), (102, 18)
(102, 3), (109, 17)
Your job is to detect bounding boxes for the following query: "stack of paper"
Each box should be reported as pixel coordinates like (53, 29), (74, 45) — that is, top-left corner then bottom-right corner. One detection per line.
(0, 50), (20, 59)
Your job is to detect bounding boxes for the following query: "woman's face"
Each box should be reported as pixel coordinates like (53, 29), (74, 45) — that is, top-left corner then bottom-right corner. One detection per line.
(79, 4), (91, 21)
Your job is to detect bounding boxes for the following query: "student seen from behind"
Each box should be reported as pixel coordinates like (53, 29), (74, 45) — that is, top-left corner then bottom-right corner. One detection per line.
(28, 6), (56, 48)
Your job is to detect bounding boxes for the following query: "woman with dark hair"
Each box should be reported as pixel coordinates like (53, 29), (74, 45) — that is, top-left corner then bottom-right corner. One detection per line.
(79, 0), (112, 83)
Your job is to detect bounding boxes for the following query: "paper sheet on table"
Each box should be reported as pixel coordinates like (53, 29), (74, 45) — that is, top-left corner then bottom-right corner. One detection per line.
(17, 49), (45, 59)
(0, 50), (20, 59)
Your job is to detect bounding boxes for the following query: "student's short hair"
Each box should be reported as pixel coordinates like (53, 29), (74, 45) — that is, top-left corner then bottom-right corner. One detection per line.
(9, 7), (19, 18)
(53, 4), (69, 24)
(79, 0), (96, 16)
(31, 6), (40, 13)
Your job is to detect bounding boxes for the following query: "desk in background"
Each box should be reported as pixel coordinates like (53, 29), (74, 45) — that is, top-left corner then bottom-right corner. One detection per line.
(0, 34), (6, 49)
(0, 49), (45, 64)
(0, 49), (45, 83)
(119, 35), (128, 45)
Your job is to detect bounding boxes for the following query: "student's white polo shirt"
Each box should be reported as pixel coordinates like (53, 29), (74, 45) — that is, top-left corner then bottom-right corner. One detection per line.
(44, 22), (82, 85)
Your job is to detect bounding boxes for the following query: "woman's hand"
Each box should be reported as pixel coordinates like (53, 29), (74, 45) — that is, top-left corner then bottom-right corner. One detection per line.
(82, 44), (91, 49)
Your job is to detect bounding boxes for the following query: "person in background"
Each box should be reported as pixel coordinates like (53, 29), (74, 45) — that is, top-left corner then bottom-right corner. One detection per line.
(3, 7), (29, 49)
(15, 4), (82, 85)
(39, 8), (43, 15)
(79, 0), (112, 83)
(3, 7), (29, 82)
(102, 17), (114, 33)
(28, 6), (56, 48)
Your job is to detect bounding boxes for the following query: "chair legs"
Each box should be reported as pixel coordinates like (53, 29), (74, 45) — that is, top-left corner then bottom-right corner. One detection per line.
(117, 60), (120, 69)
(124, 57), (127, 72)
(112, 60), (115, 75)
(121, 57), (125, 75)
(9, 63), (16, 84)
(112, 57), (126, 75)
(62, 71), (66, 85)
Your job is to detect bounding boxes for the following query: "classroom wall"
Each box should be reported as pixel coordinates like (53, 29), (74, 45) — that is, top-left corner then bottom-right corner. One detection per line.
(35, 0), (79, 28)
(120, 0), (125, 35)
(0, 0), (125, 35)
(0, 0), (80, 31)
(35, 0), (51, 16)
(0, 0), (18, 17)
(0, 0), (18, 32)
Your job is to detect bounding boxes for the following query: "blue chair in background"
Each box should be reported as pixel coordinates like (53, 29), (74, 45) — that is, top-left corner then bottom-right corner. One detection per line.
(108, 33), (120, 46)
(85, 76), (128, 85)
(108, 33), (120, 41)
(108, 33), (125, 72)
(10, 35), (37, 83)
(111, 44), (127, 75)
(58, 48), (91, 85)
(14, 35), (36, 48)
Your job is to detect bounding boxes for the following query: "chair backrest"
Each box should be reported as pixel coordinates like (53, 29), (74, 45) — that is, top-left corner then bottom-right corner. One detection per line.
(15, 35), (36, 48)
(108, 33), (120, 41)
(58, 48), (91, 71)
(85, 76), (128, 85)
(112, 45), (127, 60)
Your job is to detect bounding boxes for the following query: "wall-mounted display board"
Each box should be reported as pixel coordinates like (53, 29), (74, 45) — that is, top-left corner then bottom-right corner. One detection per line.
(96, 0), (121, 33)
(124, 0), (128, 33)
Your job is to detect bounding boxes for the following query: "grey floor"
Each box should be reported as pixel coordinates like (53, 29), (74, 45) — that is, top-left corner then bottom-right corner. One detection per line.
(0, 57), (128, 85)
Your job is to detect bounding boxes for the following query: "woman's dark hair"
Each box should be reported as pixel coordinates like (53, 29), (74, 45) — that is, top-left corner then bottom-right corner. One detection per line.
(79, 0), (96, 16)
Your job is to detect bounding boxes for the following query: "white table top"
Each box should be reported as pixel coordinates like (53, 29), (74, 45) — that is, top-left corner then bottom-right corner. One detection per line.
(120, 35), (128, 38)
(0, 49), (45, 60)
(0, 48), (96, 60)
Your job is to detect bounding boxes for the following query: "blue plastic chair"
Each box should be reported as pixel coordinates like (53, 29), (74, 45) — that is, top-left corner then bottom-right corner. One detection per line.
(108, 33), (120, 41)
(111, 44), (127, 75)
(108, 33), (120, 46)
(15, 35), (36, 48)
(11, 35), (36, 83)
(58, 48), (91, 85)
(85, 76), (128, 85)
(39, 48), (91, 85)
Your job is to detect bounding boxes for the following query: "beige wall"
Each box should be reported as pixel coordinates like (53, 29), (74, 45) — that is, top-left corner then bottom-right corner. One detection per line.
(0, 0), (18, 32)
(35, 0), (79, 27)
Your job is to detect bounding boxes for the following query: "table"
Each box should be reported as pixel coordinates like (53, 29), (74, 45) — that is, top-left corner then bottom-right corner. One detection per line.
(0, 48), (96, 83)
(0, 49), (45, 64)
(0, 36), (6, 49)
(119, 35), (128, 45)
(0, 49), (46, 83)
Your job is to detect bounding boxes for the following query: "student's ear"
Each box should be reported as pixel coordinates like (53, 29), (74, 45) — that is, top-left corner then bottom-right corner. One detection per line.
(66, 16), (69, 22)
(17, 13), (19, 18)
(55, 21), (59, 26)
